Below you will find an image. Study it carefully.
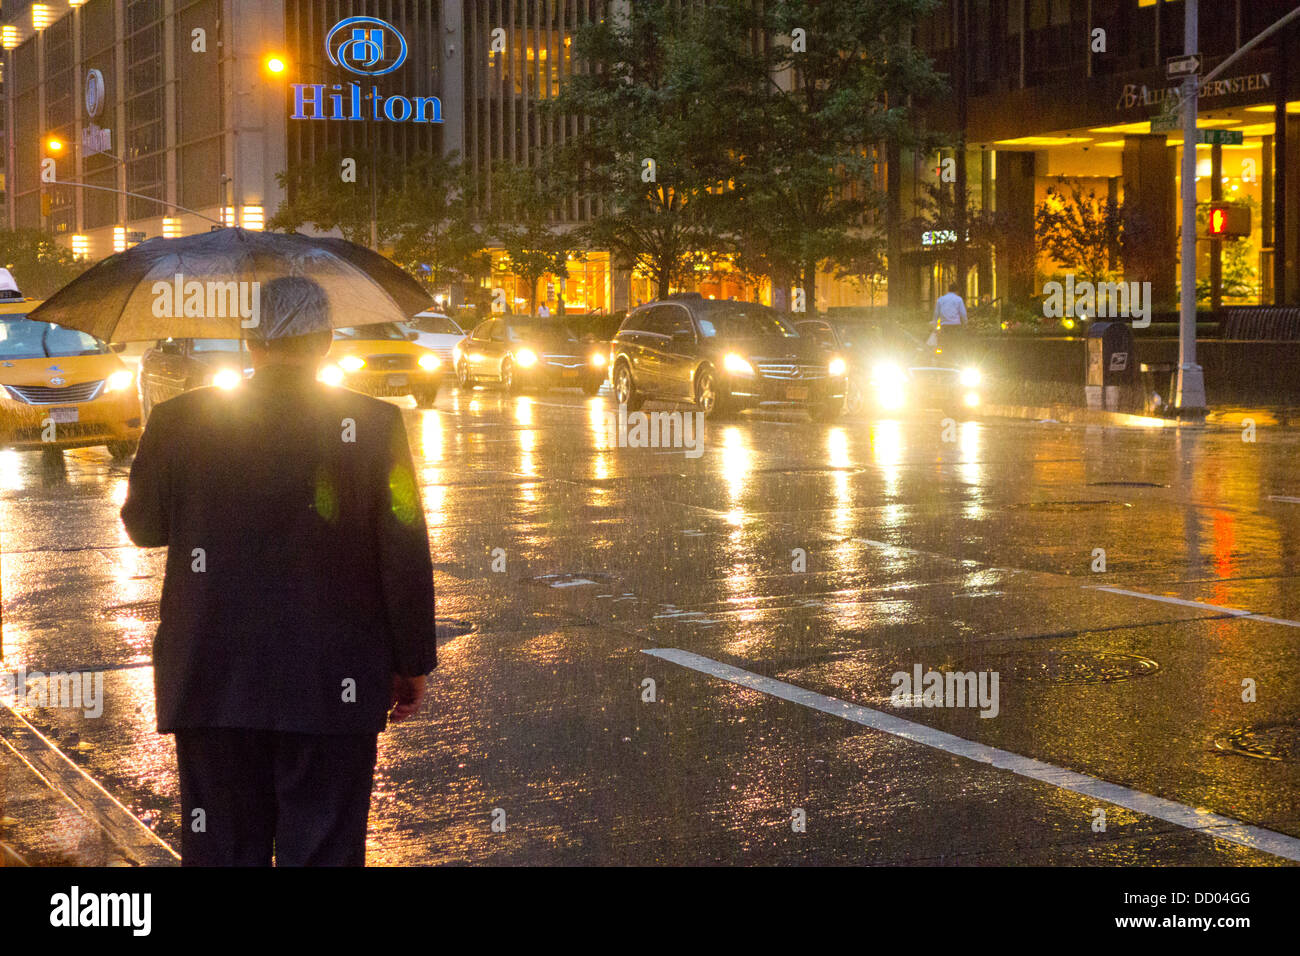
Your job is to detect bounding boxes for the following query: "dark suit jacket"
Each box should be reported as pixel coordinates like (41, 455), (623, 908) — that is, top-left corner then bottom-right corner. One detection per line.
(121, 364), (437, 735)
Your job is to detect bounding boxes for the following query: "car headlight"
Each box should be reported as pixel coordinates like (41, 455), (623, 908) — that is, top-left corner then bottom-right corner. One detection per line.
(828, 356), (847, 377)
(959, 368), (981, 388)
(318, 364), (345, 387)
(590, 351), (607, 367)
(211, 368), (242, 390)
(105, 369), (134, 393)
(418, 353), (440, 371)
(515, 348), (538, 368)
(871, 362), (906, 388)
(338, 355), (366, 372)
(723, 352), (755, 376)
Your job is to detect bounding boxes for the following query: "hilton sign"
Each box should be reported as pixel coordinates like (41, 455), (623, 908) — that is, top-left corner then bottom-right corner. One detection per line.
(291, 16), (442, 124)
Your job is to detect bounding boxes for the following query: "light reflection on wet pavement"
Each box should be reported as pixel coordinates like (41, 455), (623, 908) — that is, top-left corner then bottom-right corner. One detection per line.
(3, 388), (1300, 865)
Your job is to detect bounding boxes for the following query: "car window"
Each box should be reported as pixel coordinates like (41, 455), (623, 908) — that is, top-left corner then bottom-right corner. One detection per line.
(798, 321), (837, 350)
(664, 307), (694, 338)
(191, 338), (242, 352)
(620, 308), (655, 334)
(698, 303), (797, 339)
(507, 320), (579, 344)
(414, 314), (463, 335)
(470, 320), (492, 341)
(0, 316), (110, 360)
(490, 322), (507, 342)
(333, 323), (407, 341)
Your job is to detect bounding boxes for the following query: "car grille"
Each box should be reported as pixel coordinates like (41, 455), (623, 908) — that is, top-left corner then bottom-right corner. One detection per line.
(427, 346), (456, 364)
(544, 355), (583, 369)
(4, 381), (105, 405)
(366, 354), (415, 371)
(755, 364), (826, 381)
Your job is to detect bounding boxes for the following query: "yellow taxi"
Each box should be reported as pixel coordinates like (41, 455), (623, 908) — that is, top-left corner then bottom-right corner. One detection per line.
(317, 322), (443, 408)
(0, 277), (142, 459)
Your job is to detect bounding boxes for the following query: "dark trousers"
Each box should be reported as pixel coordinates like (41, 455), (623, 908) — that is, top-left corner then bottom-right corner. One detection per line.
(174, 728), (379, 867)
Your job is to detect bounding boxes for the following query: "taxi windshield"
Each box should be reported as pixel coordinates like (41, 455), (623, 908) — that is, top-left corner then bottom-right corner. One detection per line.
(0, 315), (110, 360)
(334, 323), (407, 341)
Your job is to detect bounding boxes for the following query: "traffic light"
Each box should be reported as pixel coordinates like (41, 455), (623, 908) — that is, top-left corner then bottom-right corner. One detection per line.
(1202, 202), (1251, 239)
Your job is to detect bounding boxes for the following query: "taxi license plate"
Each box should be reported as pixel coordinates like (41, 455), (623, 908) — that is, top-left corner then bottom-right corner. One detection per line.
(785, 386), (809, 401)
(49, 407), (79, 424)
(387, 374), (408, 387)
(561, 369), (579, 378)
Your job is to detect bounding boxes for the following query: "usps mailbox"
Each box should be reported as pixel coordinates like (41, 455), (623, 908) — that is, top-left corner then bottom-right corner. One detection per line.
(1085, 321), (1141, 412)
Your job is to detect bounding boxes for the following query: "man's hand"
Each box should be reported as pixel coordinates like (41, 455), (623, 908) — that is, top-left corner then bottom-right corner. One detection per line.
(389, 674), (426, 721)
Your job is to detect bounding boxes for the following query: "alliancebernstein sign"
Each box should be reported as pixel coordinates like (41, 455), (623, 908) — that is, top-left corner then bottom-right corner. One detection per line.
(291, 16), (442, 124)
(1116, 71), (1271, 111)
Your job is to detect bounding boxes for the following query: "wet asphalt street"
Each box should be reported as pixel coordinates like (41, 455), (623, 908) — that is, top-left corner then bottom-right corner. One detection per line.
(3, 384), (1300, 866)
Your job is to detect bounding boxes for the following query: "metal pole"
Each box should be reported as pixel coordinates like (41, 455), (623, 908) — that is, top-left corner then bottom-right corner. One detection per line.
(1176, 0), (1207, 415)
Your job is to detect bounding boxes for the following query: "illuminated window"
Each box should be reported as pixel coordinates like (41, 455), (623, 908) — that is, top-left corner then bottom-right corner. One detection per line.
(71, 235), (90, 259)
(240, 205), (264, 230)
(162, 218), (181, 238)
(1, 26), (19, 50)
(222, 207), (236, 227)
(31, 5), (54, 30)
(113, 227), (127, 253)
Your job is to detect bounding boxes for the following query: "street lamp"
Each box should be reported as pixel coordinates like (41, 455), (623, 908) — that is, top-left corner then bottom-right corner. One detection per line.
(264, 54), (287, 75)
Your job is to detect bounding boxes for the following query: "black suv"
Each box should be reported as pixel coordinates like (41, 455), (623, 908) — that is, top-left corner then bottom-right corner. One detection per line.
(610, 295), (846, 420)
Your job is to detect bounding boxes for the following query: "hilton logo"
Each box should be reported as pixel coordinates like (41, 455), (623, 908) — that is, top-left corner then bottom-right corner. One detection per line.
(292, 16), (441, 125)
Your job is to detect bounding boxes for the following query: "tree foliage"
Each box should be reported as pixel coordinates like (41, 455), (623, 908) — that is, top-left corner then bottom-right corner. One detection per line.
(0, 229), (91, 298)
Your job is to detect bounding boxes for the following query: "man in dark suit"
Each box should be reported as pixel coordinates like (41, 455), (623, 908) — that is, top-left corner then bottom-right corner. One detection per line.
(121, 276), (437, 866)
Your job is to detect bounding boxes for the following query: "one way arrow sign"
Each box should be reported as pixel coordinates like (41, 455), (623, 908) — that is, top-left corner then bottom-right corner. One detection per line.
(1166, 54), (1201, 78)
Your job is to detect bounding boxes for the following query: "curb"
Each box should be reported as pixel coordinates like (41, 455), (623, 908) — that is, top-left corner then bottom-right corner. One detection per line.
(0, 704), (179, 867)
(979, 403), (1181, 428)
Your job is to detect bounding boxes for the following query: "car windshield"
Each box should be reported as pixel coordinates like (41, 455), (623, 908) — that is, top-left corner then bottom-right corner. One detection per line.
(412, 315), (463, 335)
(833, 322), (923, 352)
(334, 323), (407, 341)
(697, 304), (797, 339)
(508, 321), (578, 344)
(0, 315), (110, 360)
(191, 338), (243, 352)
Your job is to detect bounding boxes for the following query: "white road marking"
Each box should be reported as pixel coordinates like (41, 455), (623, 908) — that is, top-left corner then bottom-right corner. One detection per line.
(644, 647), (1300, 863)
(1096, 586), (1300, 629)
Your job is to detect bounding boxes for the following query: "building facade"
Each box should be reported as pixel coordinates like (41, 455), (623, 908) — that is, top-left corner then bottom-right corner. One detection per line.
(907, 0), (1300, 314)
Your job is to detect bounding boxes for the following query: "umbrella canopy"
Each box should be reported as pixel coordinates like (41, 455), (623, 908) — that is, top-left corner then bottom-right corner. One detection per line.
(25, 228), (433, 342)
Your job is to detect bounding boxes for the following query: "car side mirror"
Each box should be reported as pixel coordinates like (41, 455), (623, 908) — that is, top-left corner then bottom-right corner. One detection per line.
(109, 342), (127, 353)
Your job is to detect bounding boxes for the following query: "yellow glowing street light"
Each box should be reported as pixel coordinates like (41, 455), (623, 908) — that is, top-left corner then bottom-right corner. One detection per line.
(264, 54), (287, 75)
(45, 136), (64, 154)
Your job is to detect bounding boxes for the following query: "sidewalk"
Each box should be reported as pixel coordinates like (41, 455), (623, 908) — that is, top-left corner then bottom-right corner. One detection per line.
(0, 702), (178, 867)
(979, 402), (1299, 430)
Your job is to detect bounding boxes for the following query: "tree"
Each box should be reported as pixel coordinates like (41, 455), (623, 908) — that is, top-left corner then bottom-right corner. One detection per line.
(487, 164), (577, 315)
(547, 0), (740, 300)
(386, 154), (491, 298)
(1035, 181), (1124, 285)
(268, 149), (388, 247)
(0, 229), (90, 298)
(728, 0), (945, 307)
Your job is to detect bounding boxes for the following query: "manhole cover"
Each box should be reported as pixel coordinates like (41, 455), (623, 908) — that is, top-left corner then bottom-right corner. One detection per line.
(102, 600), (160, 622)
(1215, 723), (1300, 762)
(1087, 481), (1168, 488)
(436, 618), (475, 642)
(976, 650), (1159, 684)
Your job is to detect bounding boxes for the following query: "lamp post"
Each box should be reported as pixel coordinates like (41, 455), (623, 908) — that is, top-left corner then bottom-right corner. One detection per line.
(1174, 0), (1207, 417)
